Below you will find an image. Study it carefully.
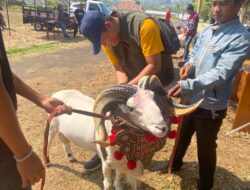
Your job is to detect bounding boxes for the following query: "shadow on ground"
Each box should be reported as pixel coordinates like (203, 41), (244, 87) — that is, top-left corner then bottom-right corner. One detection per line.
(37, 29), (85, 42)
(147, 160), (250, 190)
(49, 161), (156, 190)
(48, 162), (103, 189)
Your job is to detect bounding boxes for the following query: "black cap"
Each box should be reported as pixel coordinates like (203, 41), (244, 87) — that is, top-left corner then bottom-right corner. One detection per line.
(186, 4), (194, 11)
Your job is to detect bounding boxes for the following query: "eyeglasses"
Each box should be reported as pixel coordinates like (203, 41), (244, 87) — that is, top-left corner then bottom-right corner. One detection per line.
(212, 0), (230, 7)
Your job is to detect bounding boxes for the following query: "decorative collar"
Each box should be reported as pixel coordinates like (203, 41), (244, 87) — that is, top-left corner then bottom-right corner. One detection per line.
(107, 117), (179, 170)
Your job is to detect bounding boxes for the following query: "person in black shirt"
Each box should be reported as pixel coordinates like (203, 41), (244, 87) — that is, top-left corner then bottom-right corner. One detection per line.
(0, 30), (71, 190)
(73, 4), (85, 37)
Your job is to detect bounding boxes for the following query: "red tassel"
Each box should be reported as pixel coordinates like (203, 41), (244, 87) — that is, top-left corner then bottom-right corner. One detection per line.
(127, 160), (137, 170)
(170, 116), (181, 124)
(145, 133), (158, 143)
(109, 134), (117, 146)
(111, 128), (118, 135)
(114, 150), (124, 160)
(168, 130), (177, 139)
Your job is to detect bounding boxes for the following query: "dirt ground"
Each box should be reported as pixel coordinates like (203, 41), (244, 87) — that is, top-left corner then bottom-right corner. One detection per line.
(2, 5), (250, 190)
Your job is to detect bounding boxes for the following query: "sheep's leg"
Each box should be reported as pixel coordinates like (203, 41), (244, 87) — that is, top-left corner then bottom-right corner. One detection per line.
(126, 174), (138, 190)
(58, 133), (77, 162)
(102, 163), (112, 190)
(114, 171), (124, 190)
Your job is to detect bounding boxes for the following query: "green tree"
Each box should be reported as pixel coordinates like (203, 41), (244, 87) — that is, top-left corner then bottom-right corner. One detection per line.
(240, 0), (250, 23)
(193, 0), (212, 22)
(201, 4), (211, 22)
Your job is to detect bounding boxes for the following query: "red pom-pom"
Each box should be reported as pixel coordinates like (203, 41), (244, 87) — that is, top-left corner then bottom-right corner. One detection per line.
(168, 130), (177, 139)
(109, 134), (117, 145)
(170, 116), (181, 124)
(145, 133), (158, 143)
(114, 150), (124, 160)
(127, 160), (137, 170)
(111, 128), (118, 135)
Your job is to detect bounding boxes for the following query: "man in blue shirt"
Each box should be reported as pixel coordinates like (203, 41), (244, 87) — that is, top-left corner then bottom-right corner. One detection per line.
(168, 0), (250, 189)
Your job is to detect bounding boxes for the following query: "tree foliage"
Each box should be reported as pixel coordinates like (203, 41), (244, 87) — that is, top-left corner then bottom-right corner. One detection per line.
(192, 0), (212, 22)
(240, 0), (250, 23)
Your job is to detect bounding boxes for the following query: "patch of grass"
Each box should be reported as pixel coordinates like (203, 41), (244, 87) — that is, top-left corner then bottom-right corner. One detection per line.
(6, 43), (58, 57)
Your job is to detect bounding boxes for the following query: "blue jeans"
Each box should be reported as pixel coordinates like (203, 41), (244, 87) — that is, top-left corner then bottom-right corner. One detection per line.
(183, 35), (194, 61)
(58, 20), (68, 38)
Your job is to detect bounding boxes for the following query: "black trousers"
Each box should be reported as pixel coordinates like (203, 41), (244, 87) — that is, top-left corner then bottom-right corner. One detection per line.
(173, 108), (226, 190)
(73, 23), (80, 36)
(0, 159), (31, 190)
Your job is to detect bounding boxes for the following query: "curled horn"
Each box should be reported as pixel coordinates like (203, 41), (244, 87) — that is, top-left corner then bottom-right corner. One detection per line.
(93, 84), (137, 143)
(167, 98), (204, 116)
(138, 75), (203, 116)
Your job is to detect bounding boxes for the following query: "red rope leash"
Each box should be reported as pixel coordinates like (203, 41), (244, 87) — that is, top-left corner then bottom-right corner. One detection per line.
(40, 108), (59, 190)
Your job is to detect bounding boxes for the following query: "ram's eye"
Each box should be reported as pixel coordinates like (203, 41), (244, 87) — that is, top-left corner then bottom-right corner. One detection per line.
(127, 106), (134, 112)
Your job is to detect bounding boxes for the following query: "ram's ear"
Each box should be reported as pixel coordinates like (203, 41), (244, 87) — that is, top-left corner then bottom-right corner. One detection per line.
(117, 104), (130, 114)
(138, 75), (163, 89)
(138, 75), (166, 96)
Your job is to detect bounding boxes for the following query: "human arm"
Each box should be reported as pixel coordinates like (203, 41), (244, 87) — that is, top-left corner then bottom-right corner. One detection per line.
(112, 62), (129, 84)
(102, 45), (129, 84)
(12, 73), (70, 113)
(178, 37), (250, 97)
(0, 69), (45, 188)
(179, 64), (193, 80)
(128, 53), (161, 85)
(111, 57), (161, 85)
(129, 19), (163, 85)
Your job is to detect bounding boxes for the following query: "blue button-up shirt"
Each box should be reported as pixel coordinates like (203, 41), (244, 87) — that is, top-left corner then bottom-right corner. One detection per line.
(179, 18), (250, 111)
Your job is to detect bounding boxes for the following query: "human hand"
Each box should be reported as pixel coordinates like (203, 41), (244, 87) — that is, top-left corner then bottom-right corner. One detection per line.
(41, 97), (72, 114)
(16, 151), (45, 189)
(179, 64), (192, 80)
(167, 83), (181, 98)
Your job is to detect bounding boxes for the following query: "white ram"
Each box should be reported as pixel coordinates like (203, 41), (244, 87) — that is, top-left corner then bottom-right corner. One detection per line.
(43, 75), (202, 190)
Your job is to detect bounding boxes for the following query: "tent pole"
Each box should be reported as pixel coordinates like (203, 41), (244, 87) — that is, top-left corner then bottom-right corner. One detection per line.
(5, 0), (11, 36)
(197, 0), (203, 14)
(45, 0), (49, 40)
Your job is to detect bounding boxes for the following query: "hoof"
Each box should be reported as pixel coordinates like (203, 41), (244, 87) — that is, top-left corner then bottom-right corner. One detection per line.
(46, 163), (53, 168)
(67, 154), (77, 163)
(69, 158), (77, 163)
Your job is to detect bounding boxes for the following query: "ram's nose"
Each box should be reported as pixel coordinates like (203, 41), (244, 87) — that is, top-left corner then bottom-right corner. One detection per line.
(155, 125), (167, 133)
